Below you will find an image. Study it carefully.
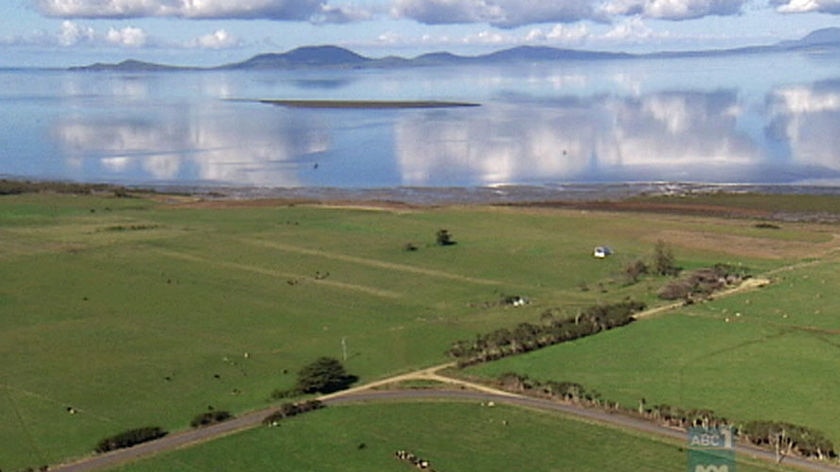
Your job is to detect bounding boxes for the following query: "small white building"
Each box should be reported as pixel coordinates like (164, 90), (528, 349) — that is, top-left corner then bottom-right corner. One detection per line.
(593, 246), (613, 258)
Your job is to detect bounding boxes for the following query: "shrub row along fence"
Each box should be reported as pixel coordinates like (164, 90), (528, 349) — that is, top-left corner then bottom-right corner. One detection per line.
(262, 399), (325, 426)
(742, 420), (836, 461)
(658, 263), (750, 301)
(94, 426), (168, 454)
(448, 300), (645, 367)
(190, 410), (233, 428)
(495, 372), (836, 462)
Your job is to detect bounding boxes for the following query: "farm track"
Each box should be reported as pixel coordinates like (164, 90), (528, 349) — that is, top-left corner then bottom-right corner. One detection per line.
(243, 238), (505, 287)
(47, 273), (840, 472)
(153, 248), (402, 299)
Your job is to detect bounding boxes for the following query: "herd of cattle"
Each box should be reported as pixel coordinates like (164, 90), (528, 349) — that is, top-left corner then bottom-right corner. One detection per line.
(394, 449), (435, 470)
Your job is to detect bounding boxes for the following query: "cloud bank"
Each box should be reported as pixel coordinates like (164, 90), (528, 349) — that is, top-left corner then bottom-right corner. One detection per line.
(5, 20), (240, 50)
(775, 0), (840, 13)
(33, 0), (365, 22)
(31, 0), (798, 26)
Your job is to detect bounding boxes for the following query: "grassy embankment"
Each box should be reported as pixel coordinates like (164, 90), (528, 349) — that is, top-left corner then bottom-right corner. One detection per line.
(0, 189), (836, 470)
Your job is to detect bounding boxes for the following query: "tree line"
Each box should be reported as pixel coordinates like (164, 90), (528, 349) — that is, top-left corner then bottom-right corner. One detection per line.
(447, 300), (646, 367)
(262, 399), (325, 426)
(742, 420), (836, 462)
(493, 372), (835, 463)
(94, 426), (168, 454)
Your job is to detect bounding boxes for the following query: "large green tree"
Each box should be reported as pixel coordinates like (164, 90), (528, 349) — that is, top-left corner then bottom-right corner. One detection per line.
(295, 357), (356, 394)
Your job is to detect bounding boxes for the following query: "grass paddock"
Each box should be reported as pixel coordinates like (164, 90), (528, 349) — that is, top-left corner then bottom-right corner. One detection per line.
(0, 192), (836, 470)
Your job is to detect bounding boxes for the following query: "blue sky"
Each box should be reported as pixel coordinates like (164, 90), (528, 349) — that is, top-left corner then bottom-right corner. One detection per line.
(0, 0), (838, 67)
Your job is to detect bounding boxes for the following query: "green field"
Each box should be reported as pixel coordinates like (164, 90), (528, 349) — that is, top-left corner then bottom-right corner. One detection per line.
(466, 258), (840, 442)
(107, 401), (792, 472)
(0, 191), (835, 470)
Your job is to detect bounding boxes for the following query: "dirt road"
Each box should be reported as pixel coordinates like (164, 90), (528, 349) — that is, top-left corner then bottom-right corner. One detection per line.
(49, 277), (839, 472)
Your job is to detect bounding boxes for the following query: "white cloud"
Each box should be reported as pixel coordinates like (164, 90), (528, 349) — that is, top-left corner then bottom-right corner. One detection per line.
(58, 20), (95, 46)
(5, 20), (150, 49)
(188, 29), (241, 49)
(105, 26), (148, 47)
(776, 0), (840, 13)
(8, 21), (244, 51)
(603, 17), (655, 40)
(33, 0), (369, 22)
(526, 23), (590, 42)
(601, 0), (748, 19)
(392, 0), (600, 28)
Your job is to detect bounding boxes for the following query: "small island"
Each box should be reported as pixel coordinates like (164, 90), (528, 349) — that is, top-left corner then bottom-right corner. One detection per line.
(258, 99), (480, 109)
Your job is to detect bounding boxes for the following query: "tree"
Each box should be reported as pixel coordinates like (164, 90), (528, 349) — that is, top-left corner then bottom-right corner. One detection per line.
(624, 259), (649, 284)
(652, 240), (678, 276)
(436, 229), (455, 246)
(295, 357), (357, 394)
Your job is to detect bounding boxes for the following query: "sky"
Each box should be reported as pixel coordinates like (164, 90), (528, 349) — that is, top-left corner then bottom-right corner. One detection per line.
(0, 0), (838, 67)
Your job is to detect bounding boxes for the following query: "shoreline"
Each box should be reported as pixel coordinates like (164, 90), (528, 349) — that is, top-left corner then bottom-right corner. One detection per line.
(6, 178), (840, 202)
(5, 178), (840, 222)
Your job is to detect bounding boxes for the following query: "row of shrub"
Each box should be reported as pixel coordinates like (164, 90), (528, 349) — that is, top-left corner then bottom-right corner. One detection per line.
(94, 426), (168, 454)
(496, 372), (604, 405)
(262, 399), (325, 426)
(658, 263), (750, 301)
(741, 420), (836, 460)
(448, 300), (645, 367)
(0, 179), (134, 197)
(494, 372), (836, 462)
(190, 410), (233, 428)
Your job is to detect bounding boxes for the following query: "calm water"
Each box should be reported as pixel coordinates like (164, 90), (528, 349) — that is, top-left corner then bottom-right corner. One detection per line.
(3, 51), (840, 192)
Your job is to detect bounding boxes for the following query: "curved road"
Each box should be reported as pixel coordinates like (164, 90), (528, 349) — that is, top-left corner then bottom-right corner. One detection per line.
(51, 375), (839, 472)
(49, 276), (839, 472)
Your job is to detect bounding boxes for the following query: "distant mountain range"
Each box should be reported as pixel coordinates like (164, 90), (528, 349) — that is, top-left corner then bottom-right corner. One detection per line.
(70, 27), (840, 72)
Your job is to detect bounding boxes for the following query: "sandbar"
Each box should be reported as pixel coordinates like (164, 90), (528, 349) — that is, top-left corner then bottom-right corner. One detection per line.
(259, 99), (480, 109)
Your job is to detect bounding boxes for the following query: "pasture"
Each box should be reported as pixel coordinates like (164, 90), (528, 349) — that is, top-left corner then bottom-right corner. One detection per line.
(467, 256), (840, 443)
(107, 401), (793, 472)
(0, 191), (834, 470)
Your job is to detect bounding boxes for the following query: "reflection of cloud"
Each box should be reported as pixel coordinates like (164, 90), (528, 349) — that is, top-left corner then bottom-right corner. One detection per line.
(396, 90), (760, 185)
(396, 105), (596, 185)
(609, 91), (757, 168)
(53, 104), (329, 186)
(767, 81), (840, 170)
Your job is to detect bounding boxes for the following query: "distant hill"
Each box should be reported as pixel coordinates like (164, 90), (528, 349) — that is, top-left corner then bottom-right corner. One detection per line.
(69, 28), (840, 72)
(481, 45), (631, 62)
(225, 45), (371, 70)
(68, 59), (190, 72)
(778, 27), (840, 50)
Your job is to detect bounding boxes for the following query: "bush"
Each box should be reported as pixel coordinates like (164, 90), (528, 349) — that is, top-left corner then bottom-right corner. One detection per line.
(658, 264), (750, 301)
(263, 400), (325, 426)
(435, 229), (455, 246)
(190, 410), (233, 428)
(95, 426), (167, 453)
(295, 357), (357, 394)
(652, 240), (679, 276)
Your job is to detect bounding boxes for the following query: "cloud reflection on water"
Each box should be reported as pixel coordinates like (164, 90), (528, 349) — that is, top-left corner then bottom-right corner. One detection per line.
(54, 103), (330, 186)
(767, 79), (840, 173)
(395, 89), (760, 186)
(48, 74), (840, 188)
